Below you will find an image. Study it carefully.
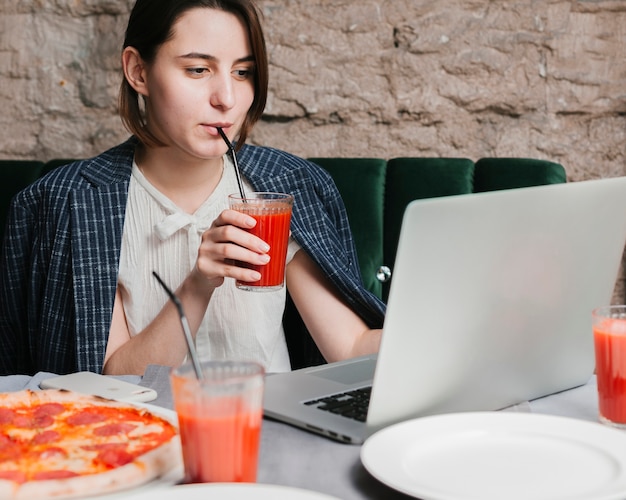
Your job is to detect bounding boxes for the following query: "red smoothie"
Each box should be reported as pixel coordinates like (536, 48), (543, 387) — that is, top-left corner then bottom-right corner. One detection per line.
(176, 401), (262, 483)
(239, 207), (292, 288)
(594, 318), (626, 425)
(229, 193), (293, 290)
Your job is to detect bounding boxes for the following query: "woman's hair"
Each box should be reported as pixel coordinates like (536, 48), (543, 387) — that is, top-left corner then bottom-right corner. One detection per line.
(119, 0), (268, 150)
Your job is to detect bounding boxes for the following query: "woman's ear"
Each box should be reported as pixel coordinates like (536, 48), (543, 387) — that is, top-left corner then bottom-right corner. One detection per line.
(122, 47), (149, 96)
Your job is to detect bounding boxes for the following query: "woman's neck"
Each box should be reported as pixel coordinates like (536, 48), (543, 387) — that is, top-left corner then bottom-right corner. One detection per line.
(135, 146), (225, 214)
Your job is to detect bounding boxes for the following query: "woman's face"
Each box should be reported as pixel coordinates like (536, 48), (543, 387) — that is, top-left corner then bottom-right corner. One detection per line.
(141, 8), (255, 160)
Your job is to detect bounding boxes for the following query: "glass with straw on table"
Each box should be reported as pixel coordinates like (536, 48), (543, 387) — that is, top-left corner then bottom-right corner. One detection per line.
(170, 359), (265, 483)
(155, 274), (264, 483)
(592, 305), (626, 428)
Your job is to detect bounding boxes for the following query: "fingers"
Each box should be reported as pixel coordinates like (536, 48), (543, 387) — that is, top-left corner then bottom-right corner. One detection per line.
(217, 208), (256, 231)
(211, 209), (270, 253)
(196, 209), (270, 284)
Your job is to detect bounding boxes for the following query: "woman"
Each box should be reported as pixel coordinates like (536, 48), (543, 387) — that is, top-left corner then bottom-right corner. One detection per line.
(0, 0), (385, 376)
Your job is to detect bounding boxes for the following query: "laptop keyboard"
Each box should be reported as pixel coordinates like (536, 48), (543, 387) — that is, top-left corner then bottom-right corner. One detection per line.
(303, 386), (371, 422)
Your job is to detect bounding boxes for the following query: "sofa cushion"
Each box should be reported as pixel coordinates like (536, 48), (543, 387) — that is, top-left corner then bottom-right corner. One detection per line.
(473, 158), (567, 192)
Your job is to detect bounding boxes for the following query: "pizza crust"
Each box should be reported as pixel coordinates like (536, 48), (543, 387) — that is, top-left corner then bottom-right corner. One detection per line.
(12, 437), (181, 500)
(0, 389), (182, 500)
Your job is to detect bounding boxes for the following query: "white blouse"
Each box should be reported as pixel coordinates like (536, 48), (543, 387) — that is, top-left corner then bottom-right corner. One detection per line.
(117, 155), (299, 372)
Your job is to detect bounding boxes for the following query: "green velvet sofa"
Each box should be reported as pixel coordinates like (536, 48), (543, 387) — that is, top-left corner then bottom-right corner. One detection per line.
(0, 156), (567, 368)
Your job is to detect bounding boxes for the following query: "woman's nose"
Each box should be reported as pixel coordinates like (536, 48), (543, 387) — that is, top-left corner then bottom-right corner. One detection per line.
(210, 73), (235, 109)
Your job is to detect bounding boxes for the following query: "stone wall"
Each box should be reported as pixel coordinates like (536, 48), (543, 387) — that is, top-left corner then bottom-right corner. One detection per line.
(1, 0), (625, 296)
(2, 0), (624, 172)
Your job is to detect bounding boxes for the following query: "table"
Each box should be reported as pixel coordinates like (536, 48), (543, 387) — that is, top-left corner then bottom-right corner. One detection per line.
(2, 367), (601, 500)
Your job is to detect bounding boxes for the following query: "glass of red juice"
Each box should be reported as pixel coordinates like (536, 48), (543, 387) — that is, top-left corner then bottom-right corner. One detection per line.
(228, 192), (293, 291)
(593, 305), (626, 429)
(170, 360), (265, 483)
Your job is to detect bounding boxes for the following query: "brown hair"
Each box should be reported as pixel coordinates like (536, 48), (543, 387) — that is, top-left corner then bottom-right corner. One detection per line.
(118, 0), (268, 151)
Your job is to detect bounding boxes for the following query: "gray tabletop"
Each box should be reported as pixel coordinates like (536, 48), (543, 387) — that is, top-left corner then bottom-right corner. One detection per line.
(3, 367), (601, 500)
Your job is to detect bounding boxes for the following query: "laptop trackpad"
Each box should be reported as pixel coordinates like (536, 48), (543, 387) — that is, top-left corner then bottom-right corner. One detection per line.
(309, 358), (376, 385)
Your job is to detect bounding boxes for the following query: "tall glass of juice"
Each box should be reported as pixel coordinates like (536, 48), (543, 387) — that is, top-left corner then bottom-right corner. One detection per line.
(170, 360), (265, 483)
(228, 192), (293, 291)
(592, 305), (626, 429)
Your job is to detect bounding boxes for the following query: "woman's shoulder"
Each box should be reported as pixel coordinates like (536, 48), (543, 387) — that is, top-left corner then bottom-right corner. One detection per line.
(14, 139), (136, 207)
(42, 138), (136, 184)
(237, 144), (333, 181)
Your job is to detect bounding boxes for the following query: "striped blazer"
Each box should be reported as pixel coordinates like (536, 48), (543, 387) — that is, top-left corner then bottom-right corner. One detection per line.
(0, 137), (385, 375)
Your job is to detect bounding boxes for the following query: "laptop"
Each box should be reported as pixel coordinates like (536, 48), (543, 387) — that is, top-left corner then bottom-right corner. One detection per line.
(263, 176), (626, 444)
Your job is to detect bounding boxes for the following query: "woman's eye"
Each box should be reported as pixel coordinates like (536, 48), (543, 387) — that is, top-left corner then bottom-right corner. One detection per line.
(233, 68), (253, 80)
(187, 67), (208, 76)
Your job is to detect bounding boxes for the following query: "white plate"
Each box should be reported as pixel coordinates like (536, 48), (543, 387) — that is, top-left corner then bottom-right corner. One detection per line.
(361, 412), (626, 500)
(121, 482), (340, 499)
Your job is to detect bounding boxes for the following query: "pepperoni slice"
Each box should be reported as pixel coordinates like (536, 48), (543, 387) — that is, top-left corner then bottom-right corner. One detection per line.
(33, 470), (79, 481)
(0, 408), (15, 425)
(82, 442), (127, 452)
(12, 414), (54, 429)
(0, 434), (14, 448)
(93, 422), (137, 437)
(65, 410), (108, 426)
(31, 430), (61, 445)
(0, 436), (21, 462)
(0, 470), (27, 484)
(96, 447), (134, 468)
(33, 403), (65, 418)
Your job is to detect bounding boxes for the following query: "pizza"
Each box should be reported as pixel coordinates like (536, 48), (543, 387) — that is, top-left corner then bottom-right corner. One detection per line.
(0, 389), (181, 499)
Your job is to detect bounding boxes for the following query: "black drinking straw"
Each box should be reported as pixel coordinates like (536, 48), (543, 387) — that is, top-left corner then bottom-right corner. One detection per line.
(217, 127), (247, 200)
(152, 271), (204, 380)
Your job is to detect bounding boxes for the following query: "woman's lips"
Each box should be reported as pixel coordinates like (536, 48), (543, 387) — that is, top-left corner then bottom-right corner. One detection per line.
(205, 123), (232, 135)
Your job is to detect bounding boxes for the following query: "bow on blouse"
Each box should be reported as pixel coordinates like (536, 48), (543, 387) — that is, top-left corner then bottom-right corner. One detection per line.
(154, 212), (211, 241)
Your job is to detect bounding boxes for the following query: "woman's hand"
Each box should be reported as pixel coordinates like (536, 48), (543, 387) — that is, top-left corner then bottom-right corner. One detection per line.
(194, 208), (271, 287)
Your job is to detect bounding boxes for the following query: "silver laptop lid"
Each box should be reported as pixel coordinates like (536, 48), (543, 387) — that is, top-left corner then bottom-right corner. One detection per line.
(366, 176), (626, 435)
